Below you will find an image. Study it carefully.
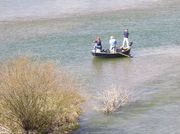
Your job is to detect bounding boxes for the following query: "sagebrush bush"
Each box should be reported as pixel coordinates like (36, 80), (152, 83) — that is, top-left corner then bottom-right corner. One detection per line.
(0, 57), (84, 134)
(97, 86), (130, 114)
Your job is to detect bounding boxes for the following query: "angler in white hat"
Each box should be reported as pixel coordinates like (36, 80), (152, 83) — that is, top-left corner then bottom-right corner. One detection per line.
(109, 36), (117, 53)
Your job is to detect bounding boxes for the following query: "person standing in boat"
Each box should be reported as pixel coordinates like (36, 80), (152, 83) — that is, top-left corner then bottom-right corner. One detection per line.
(94, 36), (102, 50)
(121, 29), (130, 50)
(109, 36), (117, 53)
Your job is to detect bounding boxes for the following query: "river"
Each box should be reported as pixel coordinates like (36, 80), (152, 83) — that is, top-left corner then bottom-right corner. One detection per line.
(0, 0), (180, 133)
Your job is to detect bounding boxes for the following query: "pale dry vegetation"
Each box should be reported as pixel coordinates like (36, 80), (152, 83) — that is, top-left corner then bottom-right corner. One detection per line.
(0, 57), (84, 134)
(97, 86), (131, 114)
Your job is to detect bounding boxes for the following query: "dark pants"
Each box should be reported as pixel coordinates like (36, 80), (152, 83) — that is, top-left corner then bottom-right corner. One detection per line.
(95, 45), (102, 50)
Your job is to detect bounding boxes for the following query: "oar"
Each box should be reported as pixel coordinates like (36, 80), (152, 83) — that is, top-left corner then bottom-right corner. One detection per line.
(118, 52), (133, 58)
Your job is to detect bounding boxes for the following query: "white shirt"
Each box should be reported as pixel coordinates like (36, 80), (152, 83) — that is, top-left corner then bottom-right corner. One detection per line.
(109, 39), (117, 50)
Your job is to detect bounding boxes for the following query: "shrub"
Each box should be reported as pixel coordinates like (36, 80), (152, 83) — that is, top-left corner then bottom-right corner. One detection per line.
(97, 86), (130, 114)
(0, 57), (84, 134)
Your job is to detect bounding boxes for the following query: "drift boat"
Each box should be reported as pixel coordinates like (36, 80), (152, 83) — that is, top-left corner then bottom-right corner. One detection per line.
(91, 42), (133, 58)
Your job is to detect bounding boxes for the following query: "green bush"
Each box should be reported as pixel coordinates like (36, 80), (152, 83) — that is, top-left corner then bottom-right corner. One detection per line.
(0, 57), (84, 134)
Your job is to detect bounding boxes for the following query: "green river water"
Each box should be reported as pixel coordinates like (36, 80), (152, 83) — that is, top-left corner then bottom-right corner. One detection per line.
(0, 0), (180, 133)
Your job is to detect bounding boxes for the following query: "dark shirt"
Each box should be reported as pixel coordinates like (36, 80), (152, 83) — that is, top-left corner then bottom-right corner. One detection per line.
(123, 31), (129, 38)
(95, 40), (101, 46)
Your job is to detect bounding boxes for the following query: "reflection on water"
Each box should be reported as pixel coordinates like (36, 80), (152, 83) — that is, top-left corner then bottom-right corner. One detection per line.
(91, 57), (129, 73)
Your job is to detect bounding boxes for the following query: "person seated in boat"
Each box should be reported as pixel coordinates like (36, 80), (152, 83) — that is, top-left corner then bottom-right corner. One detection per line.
(94, 36), (102, 50)
(109, 36), (117, 53)
(93, 36), (102, 53)
(121, 29), (130, 51)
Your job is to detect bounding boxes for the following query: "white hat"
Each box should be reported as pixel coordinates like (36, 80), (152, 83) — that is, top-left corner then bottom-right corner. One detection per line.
(110, 36), (114, 39)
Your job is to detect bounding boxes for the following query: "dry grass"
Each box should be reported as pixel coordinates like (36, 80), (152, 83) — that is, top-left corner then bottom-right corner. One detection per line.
(97, 86), (131, 114)
(0, 57), (84, 134)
